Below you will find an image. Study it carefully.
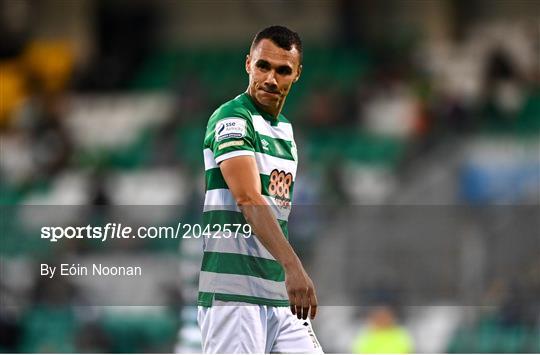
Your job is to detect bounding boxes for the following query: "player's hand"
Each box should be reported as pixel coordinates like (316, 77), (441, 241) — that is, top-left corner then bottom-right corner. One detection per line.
(284, 262), (318, 320)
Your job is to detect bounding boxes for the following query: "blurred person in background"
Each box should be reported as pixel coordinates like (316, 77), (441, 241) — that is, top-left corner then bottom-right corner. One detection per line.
(77, 0), (157, 91)
(351, 305), (413, 354)
(481, 46), (526, 130)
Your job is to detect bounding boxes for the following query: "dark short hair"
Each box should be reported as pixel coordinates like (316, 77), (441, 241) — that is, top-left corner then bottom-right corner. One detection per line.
(251, 25), (303, 63)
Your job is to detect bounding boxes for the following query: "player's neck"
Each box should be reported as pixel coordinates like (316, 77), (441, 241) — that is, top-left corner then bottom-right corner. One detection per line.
(245, 91), (282, 120)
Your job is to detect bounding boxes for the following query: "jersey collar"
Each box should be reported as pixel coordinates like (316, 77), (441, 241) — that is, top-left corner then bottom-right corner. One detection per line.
(242, 93), (282, 126)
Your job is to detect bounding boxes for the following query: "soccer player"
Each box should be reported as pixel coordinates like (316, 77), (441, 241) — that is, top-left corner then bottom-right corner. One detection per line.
(198, 26), (323, 353)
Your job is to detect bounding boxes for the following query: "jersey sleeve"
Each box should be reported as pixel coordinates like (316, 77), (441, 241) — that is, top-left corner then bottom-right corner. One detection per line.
(206, 104), (256, 165)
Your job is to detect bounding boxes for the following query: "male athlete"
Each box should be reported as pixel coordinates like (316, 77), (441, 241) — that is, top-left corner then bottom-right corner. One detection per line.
(198, 26), (323, 353)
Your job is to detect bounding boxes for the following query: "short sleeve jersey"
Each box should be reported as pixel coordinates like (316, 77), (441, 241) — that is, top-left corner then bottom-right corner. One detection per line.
(199, 92), (298, 307)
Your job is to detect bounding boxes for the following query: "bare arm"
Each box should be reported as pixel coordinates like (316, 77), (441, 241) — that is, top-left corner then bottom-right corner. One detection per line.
(220, 155), (318, 319)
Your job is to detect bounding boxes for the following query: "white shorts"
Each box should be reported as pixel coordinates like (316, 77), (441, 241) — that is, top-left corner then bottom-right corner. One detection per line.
(197, 301), (323, 353)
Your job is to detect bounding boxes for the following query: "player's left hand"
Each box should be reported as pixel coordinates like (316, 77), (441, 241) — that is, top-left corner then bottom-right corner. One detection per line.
(284, 261), (318, 320)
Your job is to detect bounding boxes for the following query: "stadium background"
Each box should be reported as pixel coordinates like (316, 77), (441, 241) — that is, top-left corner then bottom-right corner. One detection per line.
(0, 0), (539, 352)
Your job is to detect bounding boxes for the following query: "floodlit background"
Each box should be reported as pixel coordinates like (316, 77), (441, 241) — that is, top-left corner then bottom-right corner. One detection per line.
(1, 0), (539, 353)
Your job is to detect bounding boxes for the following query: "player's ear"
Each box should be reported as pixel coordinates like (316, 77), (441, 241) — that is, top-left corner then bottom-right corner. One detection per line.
(293, 64), (302, 83)
(245, 54), (251, 74)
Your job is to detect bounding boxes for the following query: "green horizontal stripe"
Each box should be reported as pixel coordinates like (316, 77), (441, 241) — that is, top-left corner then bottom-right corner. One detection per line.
(205, 168), (295, 197)
(206, 168), (228, 190)
(201, 251), (285, 282)
(204, 209), (247, 225)
(203, 210), (288, 238)
(198, 291), (214, 306)
(211, 134), (295, 162)
(280, 220), (288, 238)
(198, 291), (289, 307)
(254, 133), (294, 161)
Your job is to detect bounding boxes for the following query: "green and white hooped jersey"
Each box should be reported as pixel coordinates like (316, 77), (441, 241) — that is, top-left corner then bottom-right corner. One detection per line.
(199, 93), (297, 307)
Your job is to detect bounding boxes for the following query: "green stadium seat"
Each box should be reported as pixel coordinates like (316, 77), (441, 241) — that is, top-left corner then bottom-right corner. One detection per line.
(476, 322), (499, 353)
(175, 123), (205, 169)
(498, 326), (527, 353)
(517, 90), (540, 133)
(20, 306), (76, 353)
(101, 309), (178, 353)
(447, 327), (473, 353)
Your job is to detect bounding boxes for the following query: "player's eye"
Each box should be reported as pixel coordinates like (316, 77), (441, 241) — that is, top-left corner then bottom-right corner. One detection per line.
(276, 66), (292, 75)
(256, 60), (271, 71)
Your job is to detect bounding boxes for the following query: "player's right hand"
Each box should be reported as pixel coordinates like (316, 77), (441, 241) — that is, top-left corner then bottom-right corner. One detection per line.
(284, 262), (318, 320)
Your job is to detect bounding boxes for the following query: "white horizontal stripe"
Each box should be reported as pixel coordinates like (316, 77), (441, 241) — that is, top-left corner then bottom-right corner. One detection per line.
(204, 189), (289, 220)
(255, 152), (297, 178)
(252, 115), (293, 141)
(207, 149), (297, 177)
(199, 271), (288, 301)
(203, 148), (217, 170)
(263, 195), (291, 221)
(215, 150), (254, 165)
(203, 189), (240, 212)
(203, 233), (275, 261)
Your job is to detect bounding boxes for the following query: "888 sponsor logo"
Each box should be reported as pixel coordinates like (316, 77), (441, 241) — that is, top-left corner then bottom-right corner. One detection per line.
(268, 169), (292, 208)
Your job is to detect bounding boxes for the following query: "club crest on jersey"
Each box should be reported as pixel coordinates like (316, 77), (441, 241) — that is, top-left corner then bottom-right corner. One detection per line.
(215, 118), (246, 142)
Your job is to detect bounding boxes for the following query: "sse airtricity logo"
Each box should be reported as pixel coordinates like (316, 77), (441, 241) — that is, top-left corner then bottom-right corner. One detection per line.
(217, 124), (226, 135)
(215, 118), (247, 142)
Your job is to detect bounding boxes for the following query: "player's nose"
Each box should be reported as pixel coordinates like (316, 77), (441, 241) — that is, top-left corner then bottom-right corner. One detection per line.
(264, 70), (278, 88)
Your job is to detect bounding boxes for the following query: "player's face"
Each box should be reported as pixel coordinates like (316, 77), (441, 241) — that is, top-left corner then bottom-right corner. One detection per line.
(246, 39), (302, 116)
